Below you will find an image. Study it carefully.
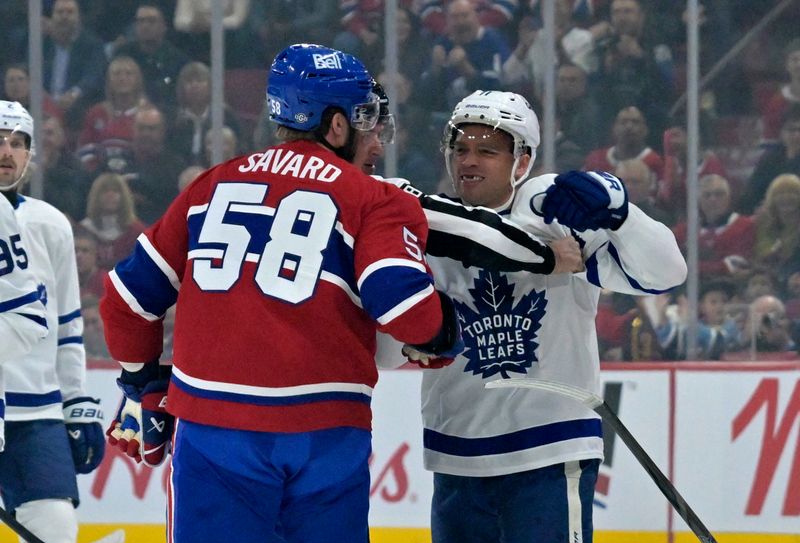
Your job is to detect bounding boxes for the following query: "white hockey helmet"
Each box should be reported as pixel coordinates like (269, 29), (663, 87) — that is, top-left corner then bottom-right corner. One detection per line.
(0, 100), (34, 192)
(442, 90), (540, 189)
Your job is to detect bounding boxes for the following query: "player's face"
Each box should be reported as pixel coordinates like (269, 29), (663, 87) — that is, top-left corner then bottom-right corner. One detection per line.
(451, 124), (516, 208)
(353, 126), (385, 176)
(0, 129), (31, 188)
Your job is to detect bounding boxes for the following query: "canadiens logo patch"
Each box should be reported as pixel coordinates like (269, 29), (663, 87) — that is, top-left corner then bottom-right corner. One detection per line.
(454, 270), (546, 379)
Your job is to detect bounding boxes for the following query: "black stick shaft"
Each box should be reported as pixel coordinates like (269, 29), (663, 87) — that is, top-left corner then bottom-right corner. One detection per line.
(0, 505), (46, 543)
(595, 402), (718, 543)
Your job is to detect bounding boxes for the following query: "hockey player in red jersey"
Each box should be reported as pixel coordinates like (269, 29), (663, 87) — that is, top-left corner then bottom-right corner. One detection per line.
(100, 44), (463, 542)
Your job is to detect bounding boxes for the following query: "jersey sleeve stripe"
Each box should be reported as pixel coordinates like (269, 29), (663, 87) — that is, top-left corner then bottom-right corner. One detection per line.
(335, 221), (355, 248)
(357, 258), (427, 289)
(187, 203), (209, 216)
(58, 336), (83, 346)
(172, 365), (373, 398)
(108, 270), (161, 322)
(606, 243), (672, 295)
(138, 234), (182, 291)
(423, 418), (602, 457)
(6, 389), (63, 407)
(112, 240), (181, 318)
(18, 313), (48, 328)
(376, 284), (435, 325)
(58, 309), (81, 324)
(0, 289), (43, 313)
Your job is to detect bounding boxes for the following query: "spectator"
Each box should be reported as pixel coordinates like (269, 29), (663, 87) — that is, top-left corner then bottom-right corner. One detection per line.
(42, 0), (107, 119)
(672, 174), (756, 281)
(126, 107), (186, 225)
(74, 226), (107, 299)
(113, 3), (191, 114)
(173, 0), (256, 67)
(80, 294), (109, 359)
(416, 0), (510, 115)
(2, 63), (62, 120)
(170, 62), (243, 166)
(595, 0), (672, 143)
(745, 295), (796, 355)
(742, 267), (779, 304)
(655, 279), (740, 360)
(555, 62), (605, 153)
(177, 165), (205, 193)
(615, 158), (673, 225)
(753, 173), (800, 282)
(251, 0), (336, 66)
(79, 172), (146, 270)
(762, 38), (800, 144)
(203, 125), (239, 168)
(416, 0), (519, 37)
(41, 115), (90, 221)
(658, 121), (727, 216)
(583, 105), (663, 178)
(741, 106), (800, 214)
(784, 269), (800, 321)
(502, 1), (600, 97)
(78, 56), (150, 149)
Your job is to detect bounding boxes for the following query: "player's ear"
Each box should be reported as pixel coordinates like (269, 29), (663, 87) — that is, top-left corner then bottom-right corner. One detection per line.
(325, 111), (351, 148)
(514, 153), (532, 180)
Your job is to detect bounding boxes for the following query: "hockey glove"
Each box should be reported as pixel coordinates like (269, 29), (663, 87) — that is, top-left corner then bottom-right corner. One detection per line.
(402, 291), (465, 368)
(63, 397), (105, 474)
(539, 171), (629, 231)
(107, 378), (172, 467)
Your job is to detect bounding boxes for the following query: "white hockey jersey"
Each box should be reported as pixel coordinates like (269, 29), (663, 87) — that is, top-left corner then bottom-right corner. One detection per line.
(5, 195), (85, 421)
(0, 195), (49, 448)
(422, 174), (687, 477)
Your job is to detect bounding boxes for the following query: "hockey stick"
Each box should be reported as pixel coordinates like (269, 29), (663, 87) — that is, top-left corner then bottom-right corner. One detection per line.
(0, 504), (45, 543)
(485, 378), (718, 543)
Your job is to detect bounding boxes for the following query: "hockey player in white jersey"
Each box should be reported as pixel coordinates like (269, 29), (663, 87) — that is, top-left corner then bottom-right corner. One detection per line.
(412, 91), (687, 543)
(0, 103), (48, 452)
(0, 101), (104, 543)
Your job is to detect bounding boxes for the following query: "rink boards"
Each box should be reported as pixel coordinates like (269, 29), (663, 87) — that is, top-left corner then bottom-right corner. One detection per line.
(3, 358), (799, 543)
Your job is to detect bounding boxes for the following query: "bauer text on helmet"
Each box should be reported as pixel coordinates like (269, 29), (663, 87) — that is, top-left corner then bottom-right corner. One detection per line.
(266, 44), (379, 133)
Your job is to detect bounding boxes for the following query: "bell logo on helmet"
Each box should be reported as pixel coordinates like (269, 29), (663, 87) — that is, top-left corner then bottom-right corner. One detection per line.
(312, 52), (342, 70)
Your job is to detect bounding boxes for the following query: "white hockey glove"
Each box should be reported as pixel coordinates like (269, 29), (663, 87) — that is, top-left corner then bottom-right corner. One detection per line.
(63, 397), (105, 474)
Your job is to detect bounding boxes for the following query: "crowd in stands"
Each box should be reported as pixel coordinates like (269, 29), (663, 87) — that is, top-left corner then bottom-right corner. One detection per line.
(3, 0), (800, 361)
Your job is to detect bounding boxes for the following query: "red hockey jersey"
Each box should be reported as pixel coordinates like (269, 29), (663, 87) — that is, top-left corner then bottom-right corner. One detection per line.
(100, 140), (444, 433)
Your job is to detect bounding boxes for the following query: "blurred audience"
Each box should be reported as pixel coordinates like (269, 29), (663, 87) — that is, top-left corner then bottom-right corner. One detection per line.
(761, 38), (800, 144)
(170, 62), (243, 166)
(42, 0), (107, 121)
(178, 165), (206, 193)
(79, 172), (146, 270)
(126, 107), (186, 224)
(672, 174), (756, 281)
(3, 63), (62, 120)
(78, 56), (150, 148)
(753, 173), (800, 282)
(73, 226), (107, 299)
(41, 115), (90, 221)
(741, 105), (800, 213)
(583, 105), (663, 178)
(616, 158), (672, 225)
(554, 62), (605, 154)
(113, 3), (191, 115)
(81, 294), (109, 359)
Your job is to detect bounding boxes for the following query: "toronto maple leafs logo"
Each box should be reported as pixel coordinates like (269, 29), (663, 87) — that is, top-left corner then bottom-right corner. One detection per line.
(454, 270), (547, 379)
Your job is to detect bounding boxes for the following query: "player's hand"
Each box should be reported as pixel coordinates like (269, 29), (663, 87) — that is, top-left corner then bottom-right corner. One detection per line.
(404, 291), (465, 367)
(537, 171), (629, 231)
(63, 397), (105, 474)
(402, 344), (455, 369)
(107, 379), (172, 467)
(550, 236), (584, 274)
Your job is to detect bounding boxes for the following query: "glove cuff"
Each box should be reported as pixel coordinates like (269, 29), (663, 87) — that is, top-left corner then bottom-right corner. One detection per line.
(407, 291), (464, 358)
(63, 397), (103, 424)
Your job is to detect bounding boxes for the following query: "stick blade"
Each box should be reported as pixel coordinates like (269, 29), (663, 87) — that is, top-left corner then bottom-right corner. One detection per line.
(485, 378), (603, 409)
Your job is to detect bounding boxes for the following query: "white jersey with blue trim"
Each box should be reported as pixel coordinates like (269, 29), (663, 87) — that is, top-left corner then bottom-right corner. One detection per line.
(4, 196), (85, 421)
(421, 173), (687, 477)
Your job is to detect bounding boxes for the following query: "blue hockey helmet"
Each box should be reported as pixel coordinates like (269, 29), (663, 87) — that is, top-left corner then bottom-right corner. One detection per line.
(267, 44), (379, 132)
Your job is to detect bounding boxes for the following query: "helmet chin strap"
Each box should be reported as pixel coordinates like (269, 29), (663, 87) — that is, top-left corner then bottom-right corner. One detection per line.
(316, 124), (359, 163)
(0, 152), (31, 193)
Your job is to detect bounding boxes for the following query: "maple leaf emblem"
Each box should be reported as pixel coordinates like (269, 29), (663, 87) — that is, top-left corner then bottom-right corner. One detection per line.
(454, 270), (547, 379)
